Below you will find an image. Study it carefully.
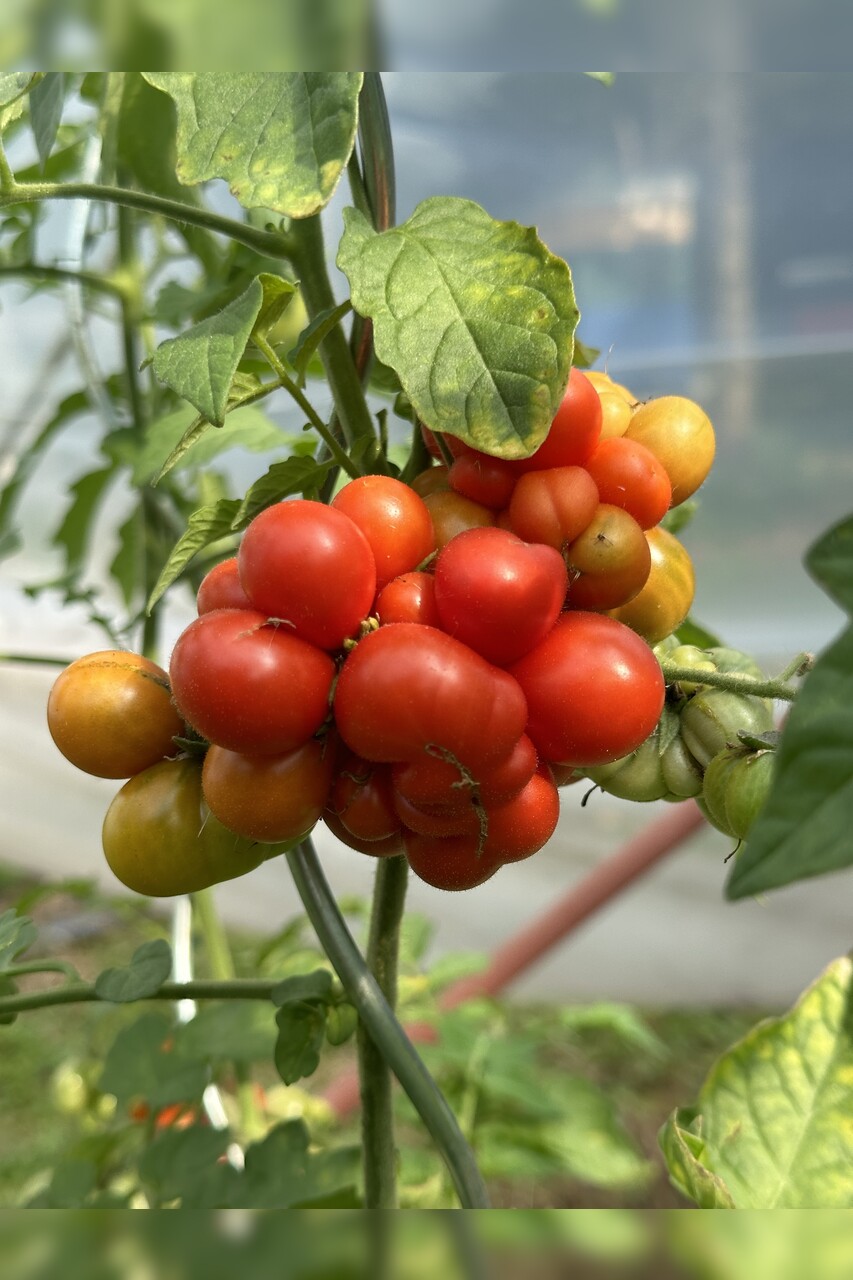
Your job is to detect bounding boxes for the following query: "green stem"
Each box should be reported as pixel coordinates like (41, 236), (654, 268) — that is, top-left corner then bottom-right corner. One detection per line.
(358, 855), (409, 1210)
(0, 653), (73, 668)
(0, 180), (290, 259)
(252, 332), (362, 480)
(0, 264), (125, 295)
(2, 960), (80, 981)
(660, 663), (799, 702)
(284, 214), (376, 452)
(358, 73), (396, 231)
(0, 979), (278, 1017)
(776, 651), (815, 683)
(286, 838), (490, 1209)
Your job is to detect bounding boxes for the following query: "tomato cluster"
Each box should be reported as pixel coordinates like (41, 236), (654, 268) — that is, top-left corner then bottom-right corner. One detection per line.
(47, 368), (718, 894)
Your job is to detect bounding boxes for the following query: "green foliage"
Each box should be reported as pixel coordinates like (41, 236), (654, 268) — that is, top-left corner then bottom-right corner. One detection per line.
(142, 73), (363, 217)
(338, 196), (578, 458)
(727, 513), (853, 898)
(93, 940), (173, 1003)
(661, 953), (853, 1207)
(28, 73), (66, 169)
(0, 910), (37, 971)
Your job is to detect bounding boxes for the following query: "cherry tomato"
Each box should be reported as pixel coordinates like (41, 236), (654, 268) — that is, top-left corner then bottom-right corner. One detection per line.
(433, 527), (568, 666)
(566, 505), (651, 610)
(332, 475), (435, 592)
(376, 572), (441, 628)
(102, 757), (266, 896)
(584, 370), (636, 405)
(422, 489), (495, 550)
(609, 527), (695, 645)
(322, 808), (404, 858)
(331, 755), (401, 843)
(597, 391), (634, 441)
(702, 746), (775, 840)
(679, 689), (773, 769)
(448, 450), (516, 510)
(169, 609), (335, 755)
(624, 396), (715, 506)
(483, 765), (560, 863)
(333, 623), (528, 770)
(403, 830), (503, 891)
(196, 557), (252, 614)
(410, 465), (450, 499)
(509, 368), (602, 473)
(201, 738), (334, 843)
(48, 651), (183, 779)
(583, 437), (672, 529)
(509, 612), (665, 766)
(238, 500), (376, 650)
(508, 466), (599, 550)
(420, 425), (471, 463)
(392, 733), (537, 813)
(393, 789), (482, 837)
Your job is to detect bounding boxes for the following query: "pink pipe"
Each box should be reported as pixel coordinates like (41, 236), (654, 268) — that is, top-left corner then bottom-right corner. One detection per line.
(322, 800), (706, 1117)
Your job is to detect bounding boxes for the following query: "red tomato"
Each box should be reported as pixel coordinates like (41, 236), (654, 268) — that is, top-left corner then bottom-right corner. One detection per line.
(201, 738), (334, 843)
(237, 500), (376, 651)
(403, 830), (503, 891)
(508, 466), (599, 550)
(509, 368), (602, 474)
(375, 572), (441, 628)
(410, 465), (450, 499)
(331, 755), (402, 843)
(196, 558), (252, 614)
(332, 475), (436, 592)
(333, 623), (528, 770)
(433, 527), (568, 666)
(422, 489), (495, 550)
(420, 425), (471, 463)
(391, 733), (537, 813)
(485, 765), (560, 863)
(169, 609), (334, 754)
(448, 450), (516, 510)
(509, 613), (665, 766)
(583, 437), (672, 529)
(393, 789), (482, 838)
(565, 504), (651, 610)
(322, 808), (404, 858)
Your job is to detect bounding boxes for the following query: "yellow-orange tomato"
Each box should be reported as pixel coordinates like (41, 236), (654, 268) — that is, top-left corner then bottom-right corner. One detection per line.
(410, 465), (451, 499)
(102, 757), (266, 896)
(597, 391), (634, 440)
(585, 370), (636, 404)
(624, 396), (715, 506)
(609, 526), (695, 644)
(422, 489), (495, 550)
(201, 739), (334, 844)
(48, 651), (184, 779)
(565, 504), (651, 610)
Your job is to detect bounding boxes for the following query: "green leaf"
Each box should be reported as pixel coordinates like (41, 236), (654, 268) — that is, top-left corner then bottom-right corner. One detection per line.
(674, 615), (723, 649)
(147, 497), (241, 612)
(337, 197), (578, 459)
(659, 1107), (736, 1208)
(660, 499), (698, 536)
(274, 1002), (327, 1085)
(28, 73), (65, 168)
(235, 1120), (360, 1208)
(665, 954), (853, 1207)
(287, 299), (352, 380)
(176, 1001), (276, 1064)
(572, 337), (600, 368)
(232, 456), (334, 526)
(271, 968), (333, 1007)
(806, 511), (853, 614)
(115, 404), (296, 486)
(26, 1159), (99, 1209)
(152, 277), (266, 427)
(142, 73), (363, 217)
(0, 73), (40, 109)
(252, 272), (297, 339)
(54, 467), (117, 576)
(93, 939), (173, 1003)
(0, 390), (89, 548)
(110, 509), (142, 609)
(586, 72), (616, 87)
(138, 1127), (234, 1208)
(0, 909), (37, 971)
(99, 1012), (208, 1110)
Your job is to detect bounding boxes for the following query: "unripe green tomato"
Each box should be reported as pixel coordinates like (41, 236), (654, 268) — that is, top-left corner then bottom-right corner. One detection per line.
(668, 643), (717, 694)
(653, 634), (680, 660)
(705, 646), (766, 682)
(702, 747), (776, 840)
(660, 731), (704, 797)
(584, 729), (669, 802)
(679, 690), (774, 769)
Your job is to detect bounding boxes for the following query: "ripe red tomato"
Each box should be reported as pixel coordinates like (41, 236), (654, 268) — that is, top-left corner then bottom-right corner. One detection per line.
(375, 572), (441, 628)
(331, 475), (435, 592)
(196, 557), (252, 614)
(331, 754), (402, 843)
(392, 733), (537, 813)
(433, 527), (568, 666)
(333, 623), (528, 770)
(410, 465), (450, 499)
(508, 466), (599, 550)
(322, 807), (404, 857)
(509, 612), (665, 766)
(393, 789), (482, 838)
(237, 500), (376, 650)
(403, 830), (503, 891)
(201, 738), (334, 843)
(47, 650), (184, 779)
(509, 368), (602, 474)
(565, 504), (652, 610)
(169, 609), (334, 754)
(448, 450), (516, 510)
(481, 764), (560, 864)
(583, 437), (672, 529)
(420, 425), (471, 463)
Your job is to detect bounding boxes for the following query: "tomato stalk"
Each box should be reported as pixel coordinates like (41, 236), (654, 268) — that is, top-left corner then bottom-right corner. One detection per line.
(659, 661), (802, 702)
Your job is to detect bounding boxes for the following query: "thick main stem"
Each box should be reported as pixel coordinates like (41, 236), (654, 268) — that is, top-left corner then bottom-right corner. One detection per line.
(358, 854), (409, 1209)
(286, 839), (489, 1208)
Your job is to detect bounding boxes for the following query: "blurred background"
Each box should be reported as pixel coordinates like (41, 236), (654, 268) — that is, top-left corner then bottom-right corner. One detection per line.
(1, 67), (852, 1014)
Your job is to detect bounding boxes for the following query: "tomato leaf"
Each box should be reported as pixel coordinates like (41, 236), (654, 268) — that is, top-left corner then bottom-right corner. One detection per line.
(138, 1127), (234, 1209)
(726, 515), (853, 900)
(0, 390), (89, 552)
(0, 910), (37, 972)
(337, 197), (578, 459)
(0, 73), (41, 110)
(662, 954), (853, 1206)
(251, 273), (297, 339)
(674, 615), (723, 649)
(234, 1120), (359, 1209)
(231, 456), (334, 527)
(94, 939), (173, 1003)
(176, 1002), (276, 1064)
(287, 299), (352, 382)
(273, 1002), (328, 1085)
(572, 337), (600, 368)
(99, 1012), (208, 1110)
(28, 72), (66, 169)
(152, 277), (267, 427)
(54, 466), (118, 576)
(658, 1107), (736, 1208)
(271, 968), (333, 1008)
(142, 73), (363, 217)
(147, 498), (241, 612)
(116, 404), (298, 486)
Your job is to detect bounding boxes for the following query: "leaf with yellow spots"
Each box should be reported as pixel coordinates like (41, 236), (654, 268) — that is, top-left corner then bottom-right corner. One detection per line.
(142, 74), (363, 217)
(660, 954), (853, 1207)
(337, 197), (578, 459)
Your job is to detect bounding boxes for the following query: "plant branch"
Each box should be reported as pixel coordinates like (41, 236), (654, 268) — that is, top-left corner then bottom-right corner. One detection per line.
(358, 854), (409, 1210)
(0, 264), (125, 295)
(286, 837), (490, 1209)
(0, 180), (290, 259)
(0, 979), (279, 1017)
(660, 662), (800, 702)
